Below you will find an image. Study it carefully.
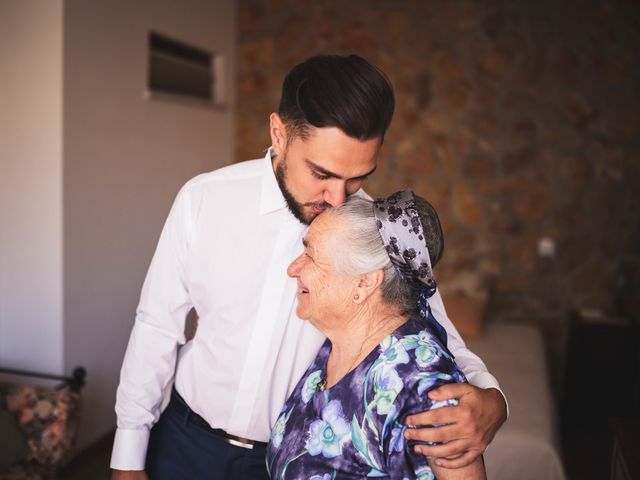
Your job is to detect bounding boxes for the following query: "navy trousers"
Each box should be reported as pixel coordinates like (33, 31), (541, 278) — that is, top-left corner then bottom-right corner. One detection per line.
(145, 390), (269, 480)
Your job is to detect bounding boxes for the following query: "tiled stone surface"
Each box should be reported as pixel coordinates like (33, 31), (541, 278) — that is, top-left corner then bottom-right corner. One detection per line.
(235, 1), (640, 360)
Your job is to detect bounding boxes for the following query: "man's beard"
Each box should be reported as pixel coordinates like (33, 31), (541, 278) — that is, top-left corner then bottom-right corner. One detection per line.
(274, 155), (330, 225)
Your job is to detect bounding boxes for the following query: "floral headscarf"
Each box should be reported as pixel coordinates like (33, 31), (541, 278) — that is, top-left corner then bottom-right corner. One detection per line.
(373, 189), (448, 348)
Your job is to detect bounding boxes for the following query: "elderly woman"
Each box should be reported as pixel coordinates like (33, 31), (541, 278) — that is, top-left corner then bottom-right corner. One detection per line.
(266, 190), (486, 480)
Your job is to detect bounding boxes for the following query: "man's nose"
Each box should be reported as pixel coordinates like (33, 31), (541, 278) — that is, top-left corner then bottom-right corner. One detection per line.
(323, 182), (348, 207)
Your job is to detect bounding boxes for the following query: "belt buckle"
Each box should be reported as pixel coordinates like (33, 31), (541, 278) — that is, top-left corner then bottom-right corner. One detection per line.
(224, 435), (255, 449)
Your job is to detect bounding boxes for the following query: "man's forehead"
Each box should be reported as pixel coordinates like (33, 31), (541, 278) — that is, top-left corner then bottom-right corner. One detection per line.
(291, 127), (381, 172)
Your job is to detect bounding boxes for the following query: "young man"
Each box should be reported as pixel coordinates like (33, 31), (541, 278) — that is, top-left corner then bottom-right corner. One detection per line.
(111, 55), (506, 479)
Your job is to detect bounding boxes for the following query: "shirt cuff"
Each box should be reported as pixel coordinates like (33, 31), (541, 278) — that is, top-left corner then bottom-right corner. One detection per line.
(110, 427), (150, 471)
(465, 371), (510, 418)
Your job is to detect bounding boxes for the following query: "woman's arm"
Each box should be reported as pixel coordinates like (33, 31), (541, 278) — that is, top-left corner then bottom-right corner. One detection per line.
(429, 455), (486, 480)
(381, 322), (488, 478)
(406, 290), (507, 467)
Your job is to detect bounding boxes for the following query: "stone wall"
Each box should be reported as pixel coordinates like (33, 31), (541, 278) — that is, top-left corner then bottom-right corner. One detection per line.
(236, 0), (640, 375)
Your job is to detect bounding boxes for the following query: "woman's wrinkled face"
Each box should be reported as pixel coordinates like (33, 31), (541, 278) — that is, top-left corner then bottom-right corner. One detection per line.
(287, 213), (354, 328)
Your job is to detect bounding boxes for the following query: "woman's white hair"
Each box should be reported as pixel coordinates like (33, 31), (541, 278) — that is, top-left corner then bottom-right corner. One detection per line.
(327, 196), (414, 314)
(326, 194), (444, 316)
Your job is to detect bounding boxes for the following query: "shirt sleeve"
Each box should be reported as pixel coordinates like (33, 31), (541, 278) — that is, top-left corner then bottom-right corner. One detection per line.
(110, 184), (195, 470)
(428, 288), (508, 412)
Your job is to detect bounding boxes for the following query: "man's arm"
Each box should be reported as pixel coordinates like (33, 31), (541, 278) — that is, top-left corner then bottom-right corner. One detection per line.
(111, 185), (194, 473)
(406, 384), (506, 467)
(404, 289), (507, 468)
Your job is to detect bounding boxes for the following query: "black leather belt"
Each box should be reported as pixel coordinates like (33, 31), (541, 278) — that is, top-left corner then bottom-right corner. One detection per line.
(170, 388), (267, 450)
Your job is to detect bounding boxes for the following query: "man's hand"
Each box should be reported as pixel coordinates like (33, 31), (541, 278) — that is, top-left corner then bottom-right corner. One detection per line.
(111, 470), (148, 480)
(404, 384), (507, 468)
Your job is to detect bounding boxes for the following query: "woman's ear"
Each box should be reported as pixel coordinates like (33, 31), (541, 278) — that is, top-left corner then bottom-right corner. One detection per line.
(354, 270), (384, 304)
(269, 113), (287, 156)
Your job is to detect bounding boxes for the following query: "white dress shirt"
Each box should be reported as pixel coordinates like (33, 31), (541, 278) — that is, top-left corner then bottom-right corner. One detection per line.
(110, 149), (503, 470)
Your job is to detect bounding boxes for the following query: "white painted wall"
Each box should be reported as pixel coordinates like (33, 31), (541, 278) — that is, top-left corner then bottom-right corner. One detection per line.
(0, 1), (64, 372)
(0, 0), (64, 467)
(63, 0), (236, 448)
(0, 0), (235, 460)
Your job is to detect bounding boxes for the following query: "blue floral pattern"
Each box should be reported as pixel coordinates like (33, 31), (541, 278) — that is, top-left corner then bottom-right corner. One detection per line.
(310, 474), (335, 480)
(271, 407), (292, 449)
(302, 370), (324, 404)
(307, 400), (351, 458)
(267, 317), (466, 479)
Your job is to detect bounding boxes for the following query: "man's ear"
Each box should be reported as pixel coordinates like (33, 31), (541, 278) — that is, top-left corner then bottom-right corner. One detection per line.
(354, 270), (384, 303)
(269, 113), (288, 156)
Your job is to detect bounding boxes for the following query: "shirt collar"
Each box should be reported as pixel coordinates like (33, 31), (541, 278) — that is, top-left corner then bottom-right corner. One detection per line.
(259, 147), (289, 216)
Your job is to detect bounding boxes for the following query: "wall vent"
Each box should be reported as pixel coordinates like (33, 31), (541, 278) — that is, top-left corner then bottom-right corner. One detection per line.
(147, 31), (224, 107)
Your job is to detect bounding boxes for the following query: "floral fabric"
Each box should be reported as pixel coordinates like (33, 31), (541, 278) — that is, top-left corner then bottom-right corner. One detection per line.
(0, 383), (80, 479)
(267, 317), (466, 479)
(373, 190), (447, 347)
(373, 190), (436, 292)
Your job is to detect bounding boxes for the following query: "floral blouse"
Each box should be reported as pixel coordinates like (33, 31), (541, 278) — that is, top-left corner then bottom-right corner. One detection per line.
(266, 317), (467, 479)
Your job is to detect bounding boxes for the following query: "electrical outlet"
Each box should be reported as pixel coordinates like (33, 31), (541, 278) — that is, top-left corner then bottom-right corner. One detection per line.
(537, 237), (556, 258)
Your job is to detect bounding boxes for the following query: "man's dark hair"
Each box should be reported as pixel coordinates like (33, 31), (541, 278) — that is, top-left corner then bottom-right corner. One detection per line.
(278, 54), (395, 143)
